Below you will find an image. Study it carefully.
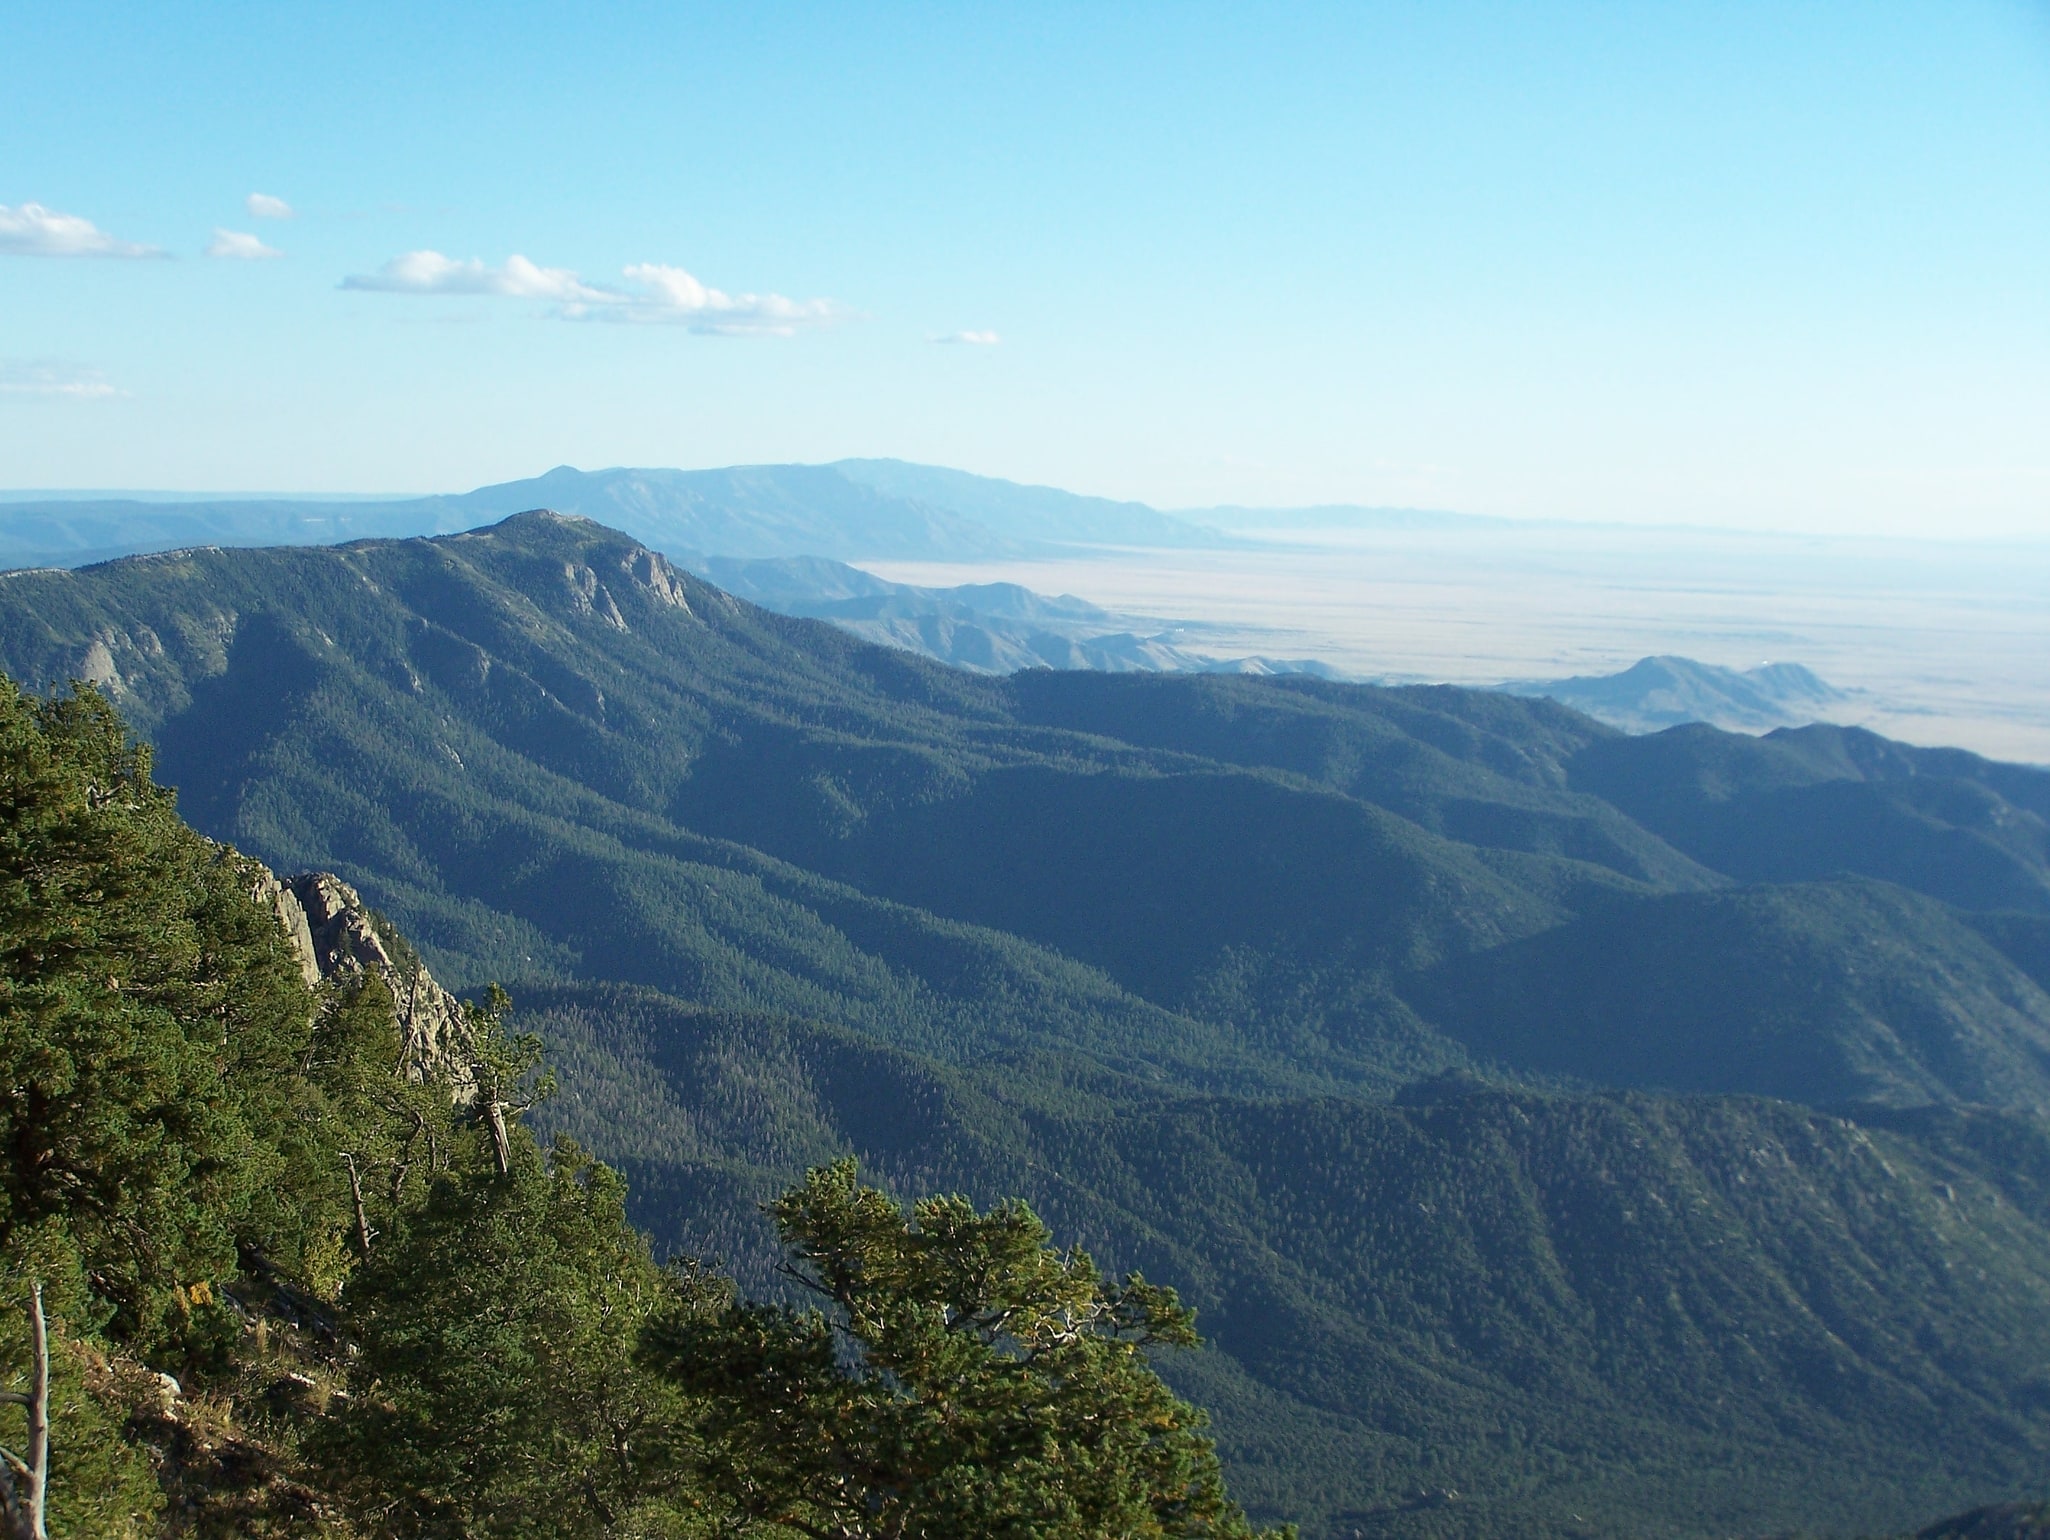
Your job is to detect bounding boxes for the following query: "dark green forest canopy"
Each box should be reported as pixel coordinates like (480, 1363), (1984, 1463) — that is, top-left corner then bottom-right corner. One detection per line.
(4, 516), (2050, 1536)
(520, 982), (2050, 1540)
(0, 677), (319, 1336)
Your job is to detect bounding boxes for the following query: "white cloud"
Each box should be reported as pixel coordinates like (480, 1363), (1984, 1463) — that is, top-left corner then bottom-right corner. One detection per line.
(246, 192), (294, 220)
(931, 329), (1001, 346)
(592, 263), (844, 334)
(0, 202), (163, 258)
(340, 250), (843, 335)
(0, 360), (121, 399)
(341, 250), (614, 304)
(207, 228), (283, 260)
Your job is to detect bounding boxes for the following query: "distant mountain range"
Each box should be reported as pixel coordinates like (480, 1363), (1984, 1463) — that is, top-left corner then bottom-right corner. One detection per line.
(1507, 653), (1859, 733)
(0, 458), (1505, 570)
(0, 459), (1243, 567)
(2, 511), (2048, 1536)
(0, 465), (1877, 739)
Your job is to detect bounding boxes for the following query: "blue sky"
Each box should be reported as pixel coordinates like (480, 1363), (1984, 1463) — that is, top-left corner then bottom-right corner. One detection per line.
(3, 1), (2046, 535)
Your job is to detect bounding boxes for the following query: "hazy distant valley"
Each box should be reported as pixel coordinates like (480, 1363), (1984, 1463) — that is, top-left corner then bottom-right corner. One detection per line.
(9, 459), (2043, 761)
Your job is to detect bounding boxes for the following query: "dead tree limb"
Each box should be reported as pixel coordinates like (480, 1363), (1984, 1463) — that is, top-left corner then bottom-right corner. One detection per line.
(341, 1153), (375, 1256)
(0, 1281), (50, 1540)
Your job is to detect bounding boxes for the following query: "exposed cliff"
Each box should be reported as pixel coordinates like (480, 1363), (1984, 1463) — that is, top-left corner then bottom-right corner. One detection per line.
(254, 867), (469, 1078)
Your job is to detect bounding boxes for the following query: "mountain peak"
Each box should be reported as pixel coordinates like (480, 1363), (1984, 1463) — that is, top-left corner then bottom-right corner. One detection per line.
(480, 506), (593, 529)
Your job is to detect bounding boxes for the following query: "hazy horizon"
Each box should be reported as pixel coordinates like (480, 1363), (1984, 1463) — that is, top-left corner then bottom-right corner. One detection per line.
(6, 460), (2050, 550)
(3, 457), (2043, 762)
(6, 3), (2047, 538)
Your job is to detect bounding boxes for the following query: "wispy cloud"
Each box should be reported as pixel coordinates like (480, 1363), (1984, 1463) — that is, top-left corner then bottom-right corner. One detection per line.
(340, 250), (844, 335)
(341, 250), (613, 303)
(931, 329), (1001, 346)
(0, 360), (122, 399)
(246, 192), (294, 220)
(207, 228), (283, 260)
(0, 202), (164, 258)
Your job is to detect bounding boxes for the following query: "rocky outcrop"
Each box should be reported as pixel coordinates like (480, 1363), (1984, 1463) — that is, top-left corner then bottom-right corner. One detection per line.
(253, 869), (470, 1080)
(620, 545), (695, 615)
(558, 540), (698, 630)
(562, 561), (629, 630)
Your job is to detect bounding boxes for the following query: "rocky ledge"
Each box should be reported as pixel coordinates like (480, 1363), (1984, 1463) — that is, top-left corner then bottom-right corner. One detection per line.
(254, 868), (470, 1078)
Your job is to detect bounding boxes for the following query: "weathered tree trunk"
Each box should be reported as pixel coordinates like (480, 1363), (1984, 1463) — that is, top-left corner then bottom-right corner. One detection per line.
(486, 1099), (513, 1176)
(24, 1284), (43, 1540)
(0, 1281), (50, 1540)
(342, 1152), (375, 1255)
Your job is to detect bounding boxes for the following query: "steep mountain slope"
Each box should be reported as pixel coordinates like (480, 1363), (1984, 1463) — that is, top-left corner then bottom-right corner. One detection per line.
(1570, 722), (2050, 911)
(523, 983), (2050, 1540)
(0, 515), (1506, 1090)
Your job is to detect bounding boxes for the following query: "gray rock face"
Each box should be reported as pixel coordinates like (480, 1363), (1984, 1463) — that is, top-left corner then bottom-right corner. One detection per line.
(252, 867), (470, 1080)
(621, 544), (694, 614)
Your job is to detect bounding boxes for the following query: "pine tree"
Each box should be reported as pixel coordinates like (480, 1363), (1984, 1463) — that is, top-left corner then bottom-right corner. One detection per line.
(324, 1127), (706, 1538)
(647, 1158), (1291, 1540)
(0, 679), (315, 1342)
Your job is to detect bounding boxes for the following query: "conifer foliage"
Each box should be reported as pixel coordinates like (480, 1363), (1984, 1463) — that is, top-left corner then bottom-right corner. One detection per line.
(648, 1159), (1283, 1539)
(0, 678), (313, 1340)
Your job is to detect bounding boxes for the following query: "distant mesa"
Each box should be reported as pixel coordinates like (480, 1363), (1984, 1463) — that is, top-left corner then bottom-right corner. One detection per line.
(1501, 653), (1858, 734)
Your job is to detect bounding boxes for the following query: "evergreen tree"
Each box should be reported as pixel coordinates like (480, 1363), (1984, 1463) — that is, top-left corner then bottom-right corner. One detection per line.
(250, 968), (460, 1300)
(0, 679), (314, 1342)
(646, 1159), (1290, 1540)
(324, 1129), (705, 1538)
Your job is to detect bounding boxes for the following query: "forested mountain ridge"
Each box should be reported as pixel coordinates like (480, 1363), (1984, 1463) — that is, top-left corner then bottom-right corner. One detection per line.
(524, 982), (2050, 1536)
(5, 511), (2050, 1534)
(2, 511), (2044, 1107)
(1571, 720), (2050, 912)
